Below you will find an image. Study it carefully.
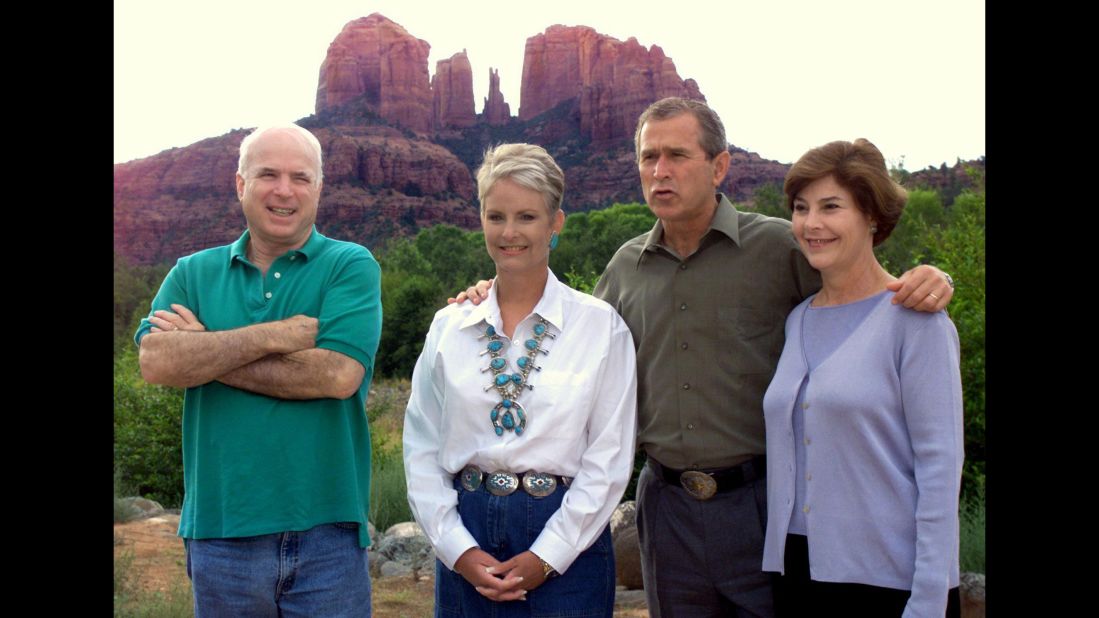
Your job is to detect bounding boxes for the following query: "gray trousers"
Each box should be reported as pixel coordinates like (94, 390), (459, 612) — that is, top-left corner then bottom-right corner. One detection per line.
(636, 460), (775, 618)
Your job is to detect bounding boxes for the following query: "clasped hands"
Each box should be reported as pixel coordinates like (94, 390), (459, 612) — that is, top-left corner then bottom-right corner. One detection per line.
(453, 547), (549, 602)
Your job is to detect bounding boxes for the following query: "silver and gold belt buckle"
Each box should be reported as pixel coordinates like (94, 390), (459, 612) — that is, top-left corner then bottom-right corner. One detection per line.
(522, 472), (558, 498)
(460, 466), (484, 492)
(485, 471), (520, 496)
(680, 470), (717, 500)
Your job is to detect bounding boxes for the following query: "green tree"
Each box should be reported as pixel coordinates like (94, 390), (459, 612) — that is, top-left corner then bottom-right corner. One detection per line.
(741, 182), (790, 220)
(550, 202), (655, 284)
(114, 347), (185, 507)
(376, 271), (444, 377)
(875, 189), (947, 274)
(114, 254), (170, 351)
(414, 224), (493, 292)
(929, 189), (985, 496)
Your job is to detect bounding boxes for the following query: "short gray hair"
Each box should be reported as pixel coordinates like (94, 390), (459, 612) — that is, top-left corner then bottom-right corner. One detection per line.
(238, 123), (324, 184)
(475, 143), (565, 215)
(634, 97), (727, 161)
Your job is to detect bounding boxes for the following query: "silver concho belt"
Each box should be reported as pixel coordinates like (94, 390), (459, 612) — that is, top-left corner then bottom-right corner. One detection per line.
(459, 465), (571, 498)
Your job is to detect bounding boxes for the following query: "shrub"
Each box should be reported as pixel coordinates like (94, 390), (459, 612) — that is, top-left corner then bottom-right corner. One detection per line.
(114, 348), (185, 508)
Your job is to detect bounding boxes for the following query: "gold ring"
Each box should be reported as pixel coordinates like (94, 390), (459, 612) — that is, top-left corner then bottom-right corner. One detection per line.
(928, 292), (941, 300)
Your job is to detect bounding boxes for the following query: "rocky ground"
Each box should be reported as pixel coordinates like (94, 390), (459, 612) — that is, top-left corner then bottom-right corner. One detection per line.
(113, 505), (980, 618)
(113, 513), (649, 617)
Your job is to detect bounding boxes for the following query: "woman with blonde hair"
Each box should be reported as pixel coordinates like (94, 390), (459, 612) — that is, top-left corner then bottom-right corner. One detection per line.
(403, 143), (637, 617)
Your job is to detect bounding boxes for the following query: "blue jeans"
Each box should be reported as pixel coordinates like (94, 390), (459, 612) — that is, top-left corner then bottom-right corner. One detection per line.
(435, 479), (615, 618)
(184, 522), (371, 617)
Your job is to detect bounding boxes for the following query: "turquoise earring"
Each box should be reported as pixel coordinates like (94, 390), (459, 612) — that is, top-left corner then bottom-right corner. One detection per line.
(549, 232), (559, 250)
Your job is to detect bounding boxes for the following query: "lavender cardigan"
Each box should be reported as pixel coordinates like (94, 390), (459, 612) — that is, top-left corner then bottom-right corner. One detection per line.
(761, 291), (963, 618)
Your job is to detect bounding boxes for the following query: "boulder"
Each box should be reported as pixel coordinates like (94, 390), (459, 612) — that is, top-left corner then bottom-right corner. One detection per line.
(613, 524), (643, 590)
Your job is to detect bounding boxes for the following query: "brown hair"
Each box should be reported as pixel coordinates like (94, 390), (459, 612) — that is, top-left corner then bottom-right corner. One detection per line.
(634, 97), (727, 161)
(784, 138), (907, 246)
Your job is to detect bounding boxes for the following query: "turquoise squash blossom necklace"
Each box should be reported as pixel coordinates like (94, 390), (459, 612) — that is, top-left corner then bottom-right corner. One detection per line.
(479, 317), (555, 436)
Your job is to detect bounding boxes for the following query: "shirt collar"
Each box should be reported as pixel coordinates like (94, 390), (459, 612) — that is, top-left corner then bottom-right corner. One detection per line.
(229, 226), (324, 266)
(459, 268), (565, 334)
(636, 193), (741, 267)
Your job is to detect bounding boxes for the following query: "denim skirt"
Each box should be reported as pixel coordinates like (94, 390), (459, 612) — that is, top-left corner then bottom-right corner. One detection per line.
(434, 478), (615, 618)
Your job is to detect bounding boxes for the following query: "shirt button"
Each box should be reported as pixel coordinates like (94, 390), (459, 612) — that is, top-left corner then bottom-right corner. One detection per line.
(274, 272), (281, 279)
(290, 255), (296, 261)
(804, 437), (810, 445)
(802, 402), (809, 410)
(679, 263), (688, 270)
(679, 303), (687, 311)
(687, 423), (694, 430)
(803, 505), (810, 514)
(806, 473), (812, 481)
(265, 292), (272, 299)
(681, 342), (688, 350)
(682, 383), (690, 390)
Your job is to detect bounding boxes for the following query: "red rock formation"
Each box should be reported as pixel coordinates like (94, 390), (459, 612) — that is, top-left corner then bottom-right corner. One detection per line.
(719, 147), (794, 205)
(432, 51), (476, 129)
(483, 68), (511, 125)
(315, 13), (433, 133)
(519, 25), (704, 142)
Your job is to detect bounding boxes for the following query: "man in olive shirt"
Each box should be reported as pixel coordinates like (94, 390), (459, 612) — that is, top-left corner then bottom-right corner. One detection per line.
(458, 98), (954, 617)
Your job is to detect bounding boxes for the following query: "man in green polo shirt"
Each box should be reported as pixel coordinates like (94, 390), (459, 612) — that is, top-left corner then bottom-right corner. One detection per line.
(135, 123), (381, 616)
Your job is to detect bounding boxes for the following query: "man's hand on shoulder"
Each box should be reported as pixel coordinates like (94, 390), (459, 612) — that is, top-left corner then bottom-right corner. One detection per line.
(448, 279), (494, 306)
(888, 265), (954, 312)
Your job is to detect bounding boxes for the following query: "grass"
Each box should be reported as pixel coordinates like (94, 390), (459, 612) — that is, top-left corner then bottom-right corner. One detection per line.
(114, 550), (193, 618)
(367, 379), (414, 534)
(959, 486), (985, 574)
(371, 453), (413, 534)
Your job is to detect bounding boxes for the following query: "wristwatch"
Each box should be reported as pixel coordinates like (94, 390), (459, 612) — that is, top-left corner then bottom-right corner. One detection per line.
(539, 557), (557, 579)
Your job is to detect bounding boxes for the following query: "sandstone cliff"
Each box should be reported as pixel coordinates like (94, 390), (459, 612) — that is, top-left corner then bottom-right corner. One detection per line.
(519, 25), (704, 142)
(315, 13), (434, 133)
(432, 51), (476, 129)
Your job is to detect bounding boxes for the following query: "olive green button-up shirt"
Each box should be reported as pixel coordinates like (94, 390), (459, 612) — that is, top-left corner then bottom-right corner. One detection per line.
(593, 194), (821, 470)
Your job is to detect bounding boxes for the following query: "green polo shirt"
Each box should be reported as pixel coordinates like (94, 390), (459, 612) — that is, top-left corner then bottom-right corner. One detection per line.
(134, 227), (382, 548)
(593, 194), (821, 470)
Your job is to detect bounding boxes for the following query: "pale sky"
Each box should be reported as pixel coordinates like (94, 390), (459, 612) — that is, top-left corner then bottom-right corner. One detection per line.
(114, 0), (984, 171)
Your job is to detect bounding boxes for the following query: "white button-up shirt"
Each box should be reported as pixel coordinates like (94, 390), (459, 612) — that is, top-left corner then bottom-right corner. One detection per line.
(403, 269), (638, 574)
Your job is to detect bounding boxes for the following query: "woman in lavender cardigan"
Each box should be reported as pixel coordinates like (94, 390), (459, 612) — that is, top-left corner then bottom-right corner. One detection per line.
(761, 139), (963, 617)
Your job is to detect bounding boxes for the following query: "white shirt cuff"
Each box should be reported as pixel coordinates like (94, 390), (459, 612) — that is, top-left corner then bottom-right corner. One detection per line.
(530, 527), (581, 575)
(434, 525), (480, 571)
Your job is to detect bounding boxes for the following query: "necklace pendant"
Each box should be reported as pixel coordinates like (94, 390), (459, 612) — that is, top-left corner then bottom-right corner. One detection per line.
(490, 400), (527, 436)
